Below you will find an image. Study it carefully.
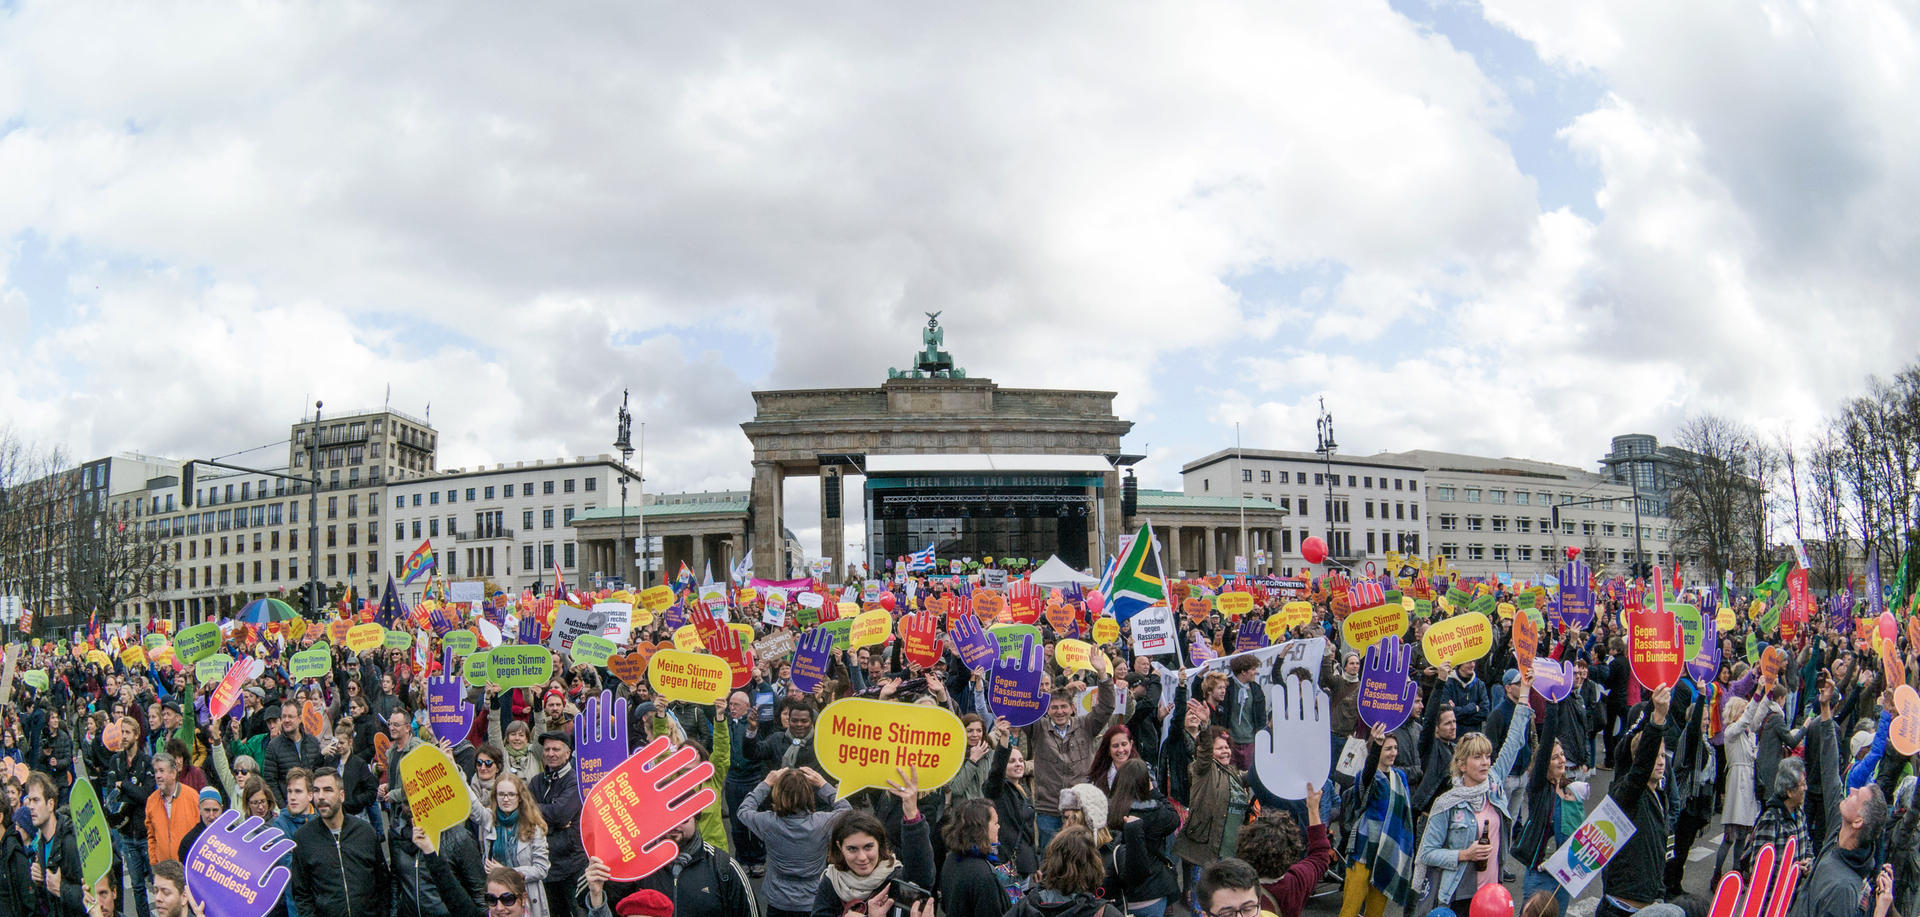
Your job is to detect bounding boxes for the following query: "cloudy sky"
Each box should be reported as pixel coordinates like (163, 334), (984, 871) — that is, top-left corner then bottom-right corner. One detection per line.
(4, 1), (1916, 558)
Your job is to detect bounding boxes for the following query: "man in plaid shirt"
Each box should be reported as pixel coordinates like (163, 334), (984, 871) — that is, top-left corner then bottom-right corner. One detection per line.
(1748, 757), (1814, 876)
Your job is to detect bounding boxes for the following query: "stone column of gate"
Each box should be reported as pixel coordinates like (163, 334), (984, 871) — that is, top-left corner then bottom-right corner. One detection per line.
(750, 461), (785, 580)
(1100, 470), (1122, 563)
(1165, 526), (1183, 578)
(1200, 526), (1216, 576)
(820, 465), (845, 588)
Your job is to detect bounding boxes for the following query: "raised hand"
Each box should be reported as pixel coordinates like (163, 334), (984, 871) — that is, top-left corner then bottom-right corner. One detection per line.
(987, 635), (1050, 728)
(575, 688), (630, 802)
(1708, 838), (1799, 917)
(695, 608), (750, 689)
(517, 614), (543, 645)
(426, 649), (475, 746)
(1357, 634), (1416, 733)
(183, 810), (298, 917)
(949, 613), (999, 673)
(1253, 666), (1331, 800)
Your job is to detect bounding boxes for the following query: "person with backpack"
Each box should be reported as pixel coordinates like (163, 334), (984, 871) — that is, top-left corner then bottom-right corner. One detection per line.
(1004, 827), (1122, 917)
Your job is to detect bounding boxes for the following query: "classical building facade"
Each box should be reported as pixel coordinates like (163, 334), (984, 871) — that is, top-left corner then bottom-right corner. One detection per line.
(1182, 449), (1427, 575)
(568, 490), (806, 589)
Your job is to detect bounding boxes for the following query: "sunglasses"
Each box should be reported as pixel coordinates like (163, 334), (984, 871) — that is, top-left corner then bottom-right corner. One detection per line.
(485, 895), (519, 907)
(235, 768), (254, 776)
(477, 759), (498, 767)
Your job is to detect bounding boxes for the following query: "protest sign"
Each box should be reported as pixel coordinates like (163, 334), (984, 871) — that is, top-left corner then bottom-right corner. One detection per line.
(791, 629), (834, 694)
(1533, 658), (1575, 702)
(549, 605), (605, 655)
(575, 690), (629, 802)
(646, 650), (731, 704)
(69, 778), (113, 887)
(1513, 611), (1539, 670)
(300, 702), (325, 740)
(570, 635), (616, 667)
(175, 622), (221, 665)
(288, 647), (331, 680)
(819, 617), (854, 652)
(582, 737), (717, 881)
(639, 586), (676, 614)
(1891, 685), (1920, 756)
(1250, 636), (1329, 801)
(443, 630), (479, 657)
(1217, 593), (1254, 618)
(751, 631), (796, 663)
(1341, 603), (1408, 651)
(345, 623), (385, 653)
(1687, 612), (1721, 685)
(184, 811), (297, 917)
(1420, 612), (1493, 666)
(1054, 639), (1095, 672)
(987, 635), (1050, 727)
(1276, 601), (1314, 629)
(427, 673), (476, 746)
(22, 671), (48, 692)
(1540, 796), (1637, 897)
(900, 613), (940, 669)
(596, 602), (633, 641)
(1559, 557), (1593, 629)
(989, 624), (1041, 659)
(1092, 617), (1120, 645)
(1357, 634), (1415, 733)
(210, 658), (263, 719)
(850, 609), (893, 649)
(1628, 609), (1684, 690)
(463, 645), (553, 689)
(119, 646), (147, 669)
(196, 654), (234, 684)
(1671, 604), (1704, 660)
(1130, 605), (1178, 656)
(816, 699), (967, 800)
(399, 744), (471, 852)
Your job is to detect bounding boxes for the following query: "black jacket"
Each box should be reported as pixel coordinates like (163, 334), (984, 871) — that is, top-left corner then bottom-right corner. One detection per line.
(390, 812), (485, 917)
(319, 752), (378, 816)
(746, 728), (822, 773)
(1600, 706), (1668, 906)
(984, 743), (1038, 877)
(1006, 889), (1122, 917)
(939, 851), (1011, 917)
(27, 818), (85, 917)
(265, 732), (323, 801)
(601, 839), (757, 917)
(289, 813), (391, 917)
(104, 746), (156, 839)
(530, 763), (585, 878)
(809, 816), (934, 917)
(1516, 703), (1572, 867)
(1112, 800), (1179, 905)
(0, 830), (36, 917)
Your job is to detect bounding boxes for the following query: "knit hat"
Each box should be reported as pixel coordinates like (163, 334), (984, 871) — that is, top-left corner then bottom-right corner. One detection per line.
(1065, 783), (1109, 831)
(11, 806), (31, 836)
(615, 889), (673, 917)
(198, 787), (223, 804)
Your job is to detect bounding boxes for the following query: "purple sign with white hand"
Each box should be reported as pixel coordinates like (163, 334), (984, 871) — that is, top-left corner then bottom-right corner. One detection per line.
(185, 809), (298, 917)
(1686, 612), (1720, 685)
(790, 627), (833, 695)
(1357, 634), (1415, 733)
(1531, 658), (1575, 703)
(1235, 618), (1268, 653)
(1559, 557), (1594, 629)
(949, 614), (999, 674)
(427, 650), (476, 746)
(987, 635), (1050, 727)
(575, 689), (630, 802)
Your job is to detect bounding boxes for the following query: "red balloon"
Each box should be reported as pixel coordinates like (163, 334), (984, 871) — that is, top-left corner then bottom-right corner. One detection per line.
(1301, 536), (1329, 565)
(1086, 590), (1105, 617)
(878, 592), (897, 612)
(1470, 881), (1514, 917)
(1565, 546), (1581, 561)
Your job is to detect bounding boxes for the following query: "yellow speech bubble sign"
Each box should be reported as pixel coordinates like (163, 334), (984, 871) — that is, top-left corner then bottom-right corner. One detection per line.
(738, 587), (759, 605)
(1717, 606), (1737, 630)
(1091, 617), (1120, 645)
(1341, 603), (1409, 650)
(399, 743), (471, 852)
(1265, 615), (1290, 642)
(646, 649), (732, 704)
(346, 623), (386, 653)
(1277, 601), (1314, 629)
(1422, 612), (1494, 666)
(1054, 639), (1094, 672)
(672, 622), (752, 653)
(1216, 593), (1254, 618)
(836, 601), (860, 621)
(638, 585), (676, 613)
(850, 609), (894, 649)
(1496, 602), (1516, 621)
(815, 698), (966, 801)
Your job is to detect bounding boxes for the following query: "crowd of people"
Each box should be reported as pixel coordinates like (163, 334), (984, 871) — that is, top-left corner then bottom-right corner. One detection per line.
(0, 562), (1912, 917)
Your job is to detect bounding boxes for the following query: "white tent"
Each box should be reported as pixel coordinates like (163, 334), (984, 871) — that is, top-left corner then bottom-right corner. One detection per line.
(1029, 555), (1100, 589)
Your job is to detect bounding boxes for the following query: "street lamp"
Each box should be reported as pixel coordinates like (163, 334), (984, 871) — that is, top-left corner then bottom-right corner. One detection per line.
(1316, 397), (1338, 565)
(615, 390), (634, 588)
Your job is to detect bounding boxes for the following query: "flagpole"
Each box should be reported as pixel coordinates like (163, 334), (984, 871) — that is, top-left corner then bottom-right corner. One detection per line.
(1154, 521), (1189, 671)
(1236, 421), (1247, 576)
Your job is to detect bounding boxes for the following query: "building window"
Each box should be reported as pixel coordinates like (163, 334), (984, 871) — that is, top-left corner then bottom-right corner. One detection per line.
(584, 478), (597, 492)
(327, 555), (337, 576)
(1365, 501), (1375, 519)
(1366, 532), (1377, 553)
(1241, 469), (1252, 483)
(542, 543), (555, 568)
(1435, 486), (1455, 501)
(1410, 505), (1418, 521)
(1514, 492), (1530, 505)
(1467, 516), (1484, 531)
(1604, 523), (1617, 537)
(523, 545), (535, 569)
(1490, 490), (1505, 504)
(1518, 547), (1533, 562)
(446, 515), (457, 535)
(1517, 518), (1532, 533)
(412, 520), (422, 539)
(1441, 543), (1459, 560)
(564, 479), (576, 493)
(1260, 470), (1271, 483)
(1582, 522), (1597, 536)
(1492, 545), (1509, 561)
(1464, 488), (1481, 502)
(1313, 474), (1323, 486)
(326, 526), (337, 548)
(1439, 514), (1456, 530)
(429, 519), (439, 536)
(1538, 492), (1552, 505)
(543, 481), (555, 495)
(484, 486), (496, 499)
(542, 509), (554, 529)
(1491, 517), (1507, 533)
(396, 522), (405, 540)
(563, 507), (575, 524)
(523, 510), (535, 529)
(1467, 545), (1485, 561)
(1295, 497), (1307, 514)
(1394, 503), (1404, 520)
(1347, 475), (1357, 487)
(444, 489), (455, 504)
(563, 542), (576, 566)
(1396, 479), (1404, 490)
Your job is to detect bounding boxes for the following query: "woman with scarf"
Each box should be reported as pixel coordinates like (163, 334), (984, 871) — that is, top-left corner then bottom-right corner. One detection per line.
(984, 717), (1040, 880)
(468, 771), (552, 917)
(939, 798), (1012, 917)
(1413, 667), (1532, 914)
(1173, 720), (1251, 907)
(738, 767), (851, 917)
(1337, 723), (1416, 917)
(810, 767), (933, 917)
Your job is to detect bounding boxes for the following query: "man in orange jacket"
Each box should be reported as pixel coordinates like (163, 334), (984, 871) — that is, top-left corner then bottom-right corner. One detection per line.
(144, 752), (201, 864)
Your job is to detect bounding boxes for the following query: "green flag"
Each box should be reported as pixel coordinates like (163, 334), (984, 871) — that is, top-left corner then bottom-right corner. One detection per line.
(1894, 543), (1911, 613)
(1755, 561), (1791, 599)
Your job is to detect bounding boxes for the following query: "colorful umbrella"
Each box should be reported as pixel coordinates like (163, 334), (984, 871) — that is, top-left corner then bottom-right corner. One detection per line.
(236, 597), (299, 624)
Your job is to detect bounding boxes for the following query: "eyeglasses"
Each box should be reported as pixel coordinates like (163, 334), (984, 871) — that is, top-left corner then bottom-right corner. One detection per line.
(235, 768), (254, 776)
(1208, 903), (1261, 917)
(484, 894), (519, 907)
(477, 759), (497, 768)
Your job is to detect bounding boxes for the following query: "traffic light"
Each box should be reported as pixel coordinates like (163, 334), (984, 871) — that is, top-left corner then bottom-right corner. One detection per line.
(180, 462), (195, 508)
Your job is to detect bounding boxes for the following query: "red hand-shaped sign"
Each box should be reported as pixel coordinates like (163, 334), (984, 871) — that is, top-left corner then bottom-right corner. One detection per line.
(581, 736), (718, 882)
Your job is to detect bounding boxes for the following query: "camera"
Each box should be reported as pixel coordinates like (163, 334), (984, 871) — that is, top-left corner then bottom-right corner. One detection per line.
(884, 876), (931, 917)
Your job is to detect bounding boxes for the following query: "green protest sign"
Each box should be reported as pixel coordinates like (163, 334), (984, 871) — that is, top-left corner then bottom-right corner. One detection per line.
(1414, 599), (1435, 619)
(1384, 590), (1403, 605)
(22, 671), (48, 691)
(143, 634), (167, 652)
(990, 624), (1043, 659)
(68, 778), (113, 887)
(384, 630), (414, 650)
(174, 622), (221, 665)
(1447, 586), (1471, 607)
(1469, 594), (1496, 617)
(1671, 604), (1704, 659)
(464, 645), (552, 689)
(442, 630), (478, 657)
(288, 647), (331, 680)
(569, 635), (616, 668)
(194, 654), (234, 684)
(820, 618), (854, 652)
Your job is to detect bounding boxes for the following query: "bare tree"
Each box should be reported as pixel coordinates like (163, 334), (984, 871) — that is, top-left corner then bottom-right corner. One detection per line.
(61, 497), (176, 623)
(1668, 414), (1770, 587)
(0, 428), (76, 636)
(1832, 364), (1920, 571)
(1806, 430), (1854, 593)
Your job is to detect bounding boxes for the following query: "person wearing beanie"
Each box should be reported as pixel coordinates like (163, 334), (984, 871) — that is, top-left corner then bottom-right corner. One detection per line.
(612, 889), (672, 917)
(176, 786), (226, 863)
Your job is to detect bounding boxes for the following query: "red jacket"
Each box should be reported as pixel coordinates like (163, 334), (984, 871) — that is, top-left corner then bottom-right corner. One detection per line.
(1259, 822), (1332, 917)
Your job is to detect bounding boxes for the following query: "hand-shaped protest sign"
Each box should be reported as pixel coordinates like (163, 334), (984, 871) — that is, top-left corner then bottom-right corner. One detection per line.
(949, 613), (999, 673)
(1236, 618), (1269, 653)
(693, 606), (752, 689)
(185, 810), (298, 917)
(1629, 608), (1685, 691)
(1708, 838), (1799, 917)
(516, 614), (543, 646)
(1559, 557), (1594, 628)
(900, 612), (941, 669)
(790, 628), (833, 695)
(1357, 634), (1415, 733)
(1253, 639), (1331, 801)
(576, 689), (630, 802)
(987, 635), (1050, 727)
(1686, 612), (1721, 685)
(582, 736), (717, 882)
(426, 650), (476, 746)
(1532, 658), (1575, 702)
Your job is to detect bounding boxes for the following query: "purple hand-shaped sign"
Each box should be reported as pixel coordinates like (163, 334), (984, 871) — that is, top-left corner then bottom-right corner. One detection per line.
(790, 628), (833, 695)
(1531, 658), (1575, 702)
(987, 635), (1050, 727)
(516, 614), (543, 646)
(663, 601), (689, 632)
(1559, 558), (1594, 629)
(1357, 634), (1415, 733)
(1235, 618), (1269, 653)
(575, 689), (630, 803)
(185, 809), (299, 917)
(427, 650), (476, 746)
(1686, 612), (1721, 685)
(949, 614), (999, 674)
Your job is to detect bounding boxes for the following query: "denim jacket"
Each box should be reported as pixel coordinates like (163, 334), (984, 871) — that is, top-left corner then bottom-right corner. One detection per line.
(1413, 705), (1530, 903)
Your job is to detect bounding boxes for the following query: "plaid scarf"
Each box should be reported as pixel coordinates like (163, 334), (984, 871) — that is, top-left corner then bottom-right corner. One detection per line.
(1349, 767), (1417, 907)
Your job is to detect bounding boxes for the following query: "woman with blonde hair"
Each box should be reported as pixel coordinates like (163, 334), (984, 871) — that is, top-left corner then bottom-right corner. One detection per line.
(1716, 691), (1766, 878)
(468, 771), (551, 917)
(1414, 666), (1532, 914)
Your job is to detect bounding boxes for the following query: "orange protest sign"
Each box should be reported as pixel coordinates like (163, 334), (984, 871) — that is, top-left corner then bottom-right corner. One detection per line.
(972, 591), (1006, 621)
(328, 619), (351, 644)
(1183, 597), (1212, 622)
(1513, 610), (1540, 670)
(1890, 685), (1920, 756)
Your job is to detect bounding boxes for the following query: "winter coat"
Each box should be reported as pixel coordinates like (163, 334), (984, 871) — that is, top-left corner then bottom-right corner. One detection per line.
(264, 731), (323, 801)
(735, 780), (850, 912)
(1005, 889), (1122, 917)
(468, 801), (551, 917)
(289, 813), (391, 917)
(1414, 703), (1529, 903)
(528, 763), (584, 879)
(1112, 799), (1180, 905)
(807, 816), (934, 917)
(938, 851), (1011, 917)
(1022, 680), (1117, 816)
(984, 743), (1038, 877)
(1599, 707), (1669, 906)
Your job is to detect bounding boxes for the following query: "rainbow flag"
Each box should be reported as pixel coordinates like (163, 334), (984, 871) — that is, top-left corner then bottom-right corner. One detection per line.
(399, 539), (436, 585)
